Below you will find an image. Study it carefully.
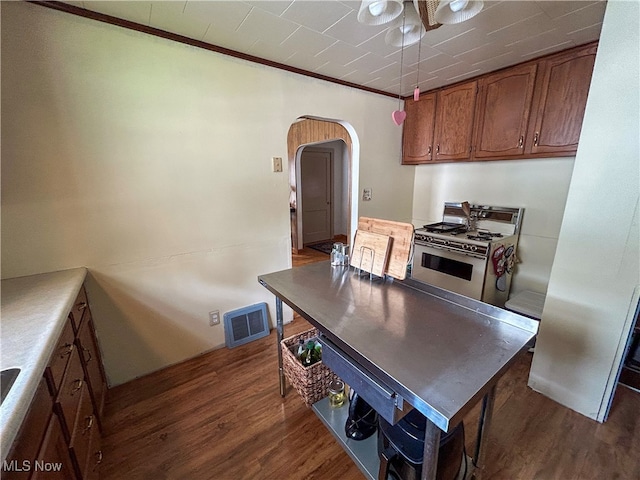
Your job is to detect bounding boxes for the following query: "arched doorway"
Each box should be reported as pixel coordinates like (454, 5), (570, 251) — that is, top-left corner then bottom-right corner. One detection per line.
(287, 117), (359, 254)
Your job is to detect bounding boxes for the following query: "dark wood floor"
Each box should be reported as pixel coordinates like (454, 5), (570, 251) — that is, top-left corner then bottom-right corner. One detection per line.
(101, 248), (640, 479)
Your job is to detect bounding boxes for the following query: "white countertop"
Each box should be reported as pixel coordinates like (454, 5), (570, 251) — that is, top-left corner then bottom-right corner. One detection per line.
(1, 268), (87, 462)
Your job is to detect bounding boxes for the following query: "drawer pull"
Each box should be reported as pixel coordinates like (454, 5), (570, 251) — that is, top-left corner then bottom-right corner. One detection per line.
(84, 415), (94, 433)
(83, 347), (93, 363)
(71, 379), (83, 393)
(60, 343), (74, 358)
(77, 302), (88, 311)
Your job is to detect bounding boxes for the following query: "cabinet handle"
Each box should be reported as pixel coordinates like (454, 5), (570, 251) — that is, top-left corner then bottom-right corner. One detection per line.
(71, 378), (83, 393)
(84, 415), (94, 433)
(95, 451), (103, 465)
(436, 144), (440, 155)
(518, 136), (524, 148)
(427, 145), (432, 156)
(60, 343), (74, 358)
(534, 132), (539, 146)
(83, 346), (93, 363)
(77, 302), (88, 311)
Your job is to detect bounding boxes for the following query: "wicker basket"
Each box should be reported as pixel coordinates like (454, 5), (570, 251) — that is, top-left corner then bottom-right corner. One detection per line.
(281, 328), (341, 407)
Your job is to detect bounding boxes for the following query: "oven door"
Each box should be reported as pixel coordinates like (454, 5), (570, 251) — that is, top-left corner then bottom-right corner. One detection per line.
(411, 243), (487, 300)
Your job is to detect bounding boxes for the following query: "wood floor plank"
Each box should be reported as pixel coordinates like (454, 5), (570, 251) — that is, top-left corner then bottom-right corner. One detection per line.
(100, 249), (640, 479)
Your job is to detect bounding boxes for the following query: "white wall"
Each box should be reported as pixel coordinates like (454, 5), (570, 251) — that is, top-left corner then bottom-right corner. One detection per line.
(412, 158), (575, 294)
(0, 3), (414, 385)
(528, 0), (640, 421)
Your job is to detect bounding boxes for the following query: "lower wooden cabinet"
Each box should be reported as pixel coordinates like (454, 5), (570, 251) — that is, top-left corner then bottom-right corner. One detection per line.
(5, 284), (106, 480)
(30, 415), (76, 480)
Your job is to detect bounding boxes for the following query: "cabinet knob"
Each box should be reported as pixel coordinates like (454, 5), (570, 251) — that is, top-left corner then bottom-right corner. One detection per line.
(534, 132), (539, 146)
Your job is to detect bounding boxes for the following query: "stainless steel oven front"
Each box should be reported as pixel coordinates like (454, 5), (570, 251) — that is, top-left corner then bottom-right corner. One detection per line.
(411, 243), (487, 301)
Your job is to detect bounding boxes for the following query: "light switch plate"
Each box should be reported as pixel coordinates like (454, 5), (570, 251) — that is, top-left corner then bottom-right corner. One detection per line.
(363, 188), (372, 201)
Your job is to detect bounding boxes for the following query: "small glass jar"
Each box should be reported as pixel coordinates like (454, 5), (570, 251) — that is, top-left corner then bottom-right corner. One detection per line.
(328, 379), (346, 408)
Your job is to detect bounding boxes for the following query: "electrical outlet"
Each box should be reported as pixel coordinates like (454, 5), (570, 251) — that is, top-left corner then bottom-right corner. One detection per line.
(362, 188), (372, 201)
(272, 157), (283, 172)
(209, 310), (220, 326)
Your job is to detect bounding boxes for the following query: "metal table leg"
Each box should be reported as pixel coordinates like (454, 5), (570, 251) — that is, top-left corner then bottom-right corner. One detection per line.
(276, 296), (286, 397)
(421, 419), (441, 480)
(473, 385), (496, 480)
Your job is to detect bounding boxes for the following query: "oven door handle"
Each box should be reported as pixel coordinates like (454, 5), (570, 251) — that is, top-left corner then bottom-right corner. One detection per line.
(416, 242), (487, 260)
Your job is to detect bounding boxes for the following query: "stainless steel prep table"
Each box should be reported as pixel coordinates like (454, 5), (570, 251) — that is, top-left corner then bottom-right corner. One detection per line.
(258, 261), (538, 480)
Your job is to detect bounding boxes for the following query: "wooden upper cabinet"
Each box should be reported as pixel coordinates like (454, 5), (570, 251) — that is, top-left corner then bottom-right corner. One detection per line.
(402, 93), (436, 164)
(473, 64), (538, 159)
(433, 80), (477, 161)
(526, 43), (597, 155)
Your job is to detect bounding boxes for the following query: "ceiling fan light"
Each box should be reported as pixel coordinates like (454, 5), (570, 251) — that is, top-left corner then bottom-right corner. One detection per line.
(434, 0), (483, 25)
(385, 2), (425, 47)
(358, 0), (404, 26)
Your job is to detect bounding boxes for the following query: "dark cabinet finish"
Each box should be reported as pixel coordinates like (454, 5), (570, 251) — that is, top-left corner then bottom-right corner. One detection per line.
(402, 93), (436, 164)
(31, 415), (76, 480)
(6, 285), (106, 480)
(77, 311), (107, 421)
(433, 80), (477, 161)
(526, 43), (597, 155)
(474, 64), (538, 159)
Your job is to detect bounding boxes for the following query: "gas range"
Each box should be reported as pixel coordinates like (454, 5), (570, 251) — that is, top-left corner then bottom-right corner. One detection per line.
(411, 203), (524, 307)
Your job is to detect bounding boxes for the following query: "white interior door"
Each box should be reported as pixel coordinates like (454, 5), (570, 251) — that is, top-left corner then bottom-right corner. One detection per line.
(301, 150), (332, 244)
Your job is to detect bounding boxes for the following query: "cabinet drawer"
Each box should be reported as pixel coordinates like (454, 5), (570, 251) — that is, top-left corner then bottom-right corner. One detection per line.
(55, 348), (85, 440)
(46, 319), (75, 396)
(320, 336), (411, 425)
(69, 287), (89, 334)
(77, 312), (106, 420)
(83, 422), (102, 480)
(69, 386), (95, 478)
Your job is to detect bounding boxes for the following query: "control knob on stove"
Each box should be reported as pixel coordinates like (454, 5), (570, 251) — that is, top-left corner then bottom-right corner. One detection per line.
(470, 245), (477, 252)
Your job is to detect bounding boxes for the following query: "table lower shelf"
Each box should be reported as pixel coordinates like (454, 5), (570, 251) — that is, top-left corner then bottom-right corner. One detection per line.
(311, 397), (473, 480)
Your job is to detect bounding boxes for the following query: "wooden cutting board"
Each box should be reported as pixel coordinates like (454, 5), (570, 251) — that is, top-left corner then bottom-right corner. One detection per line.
(357, 217), (415, 280)
(350, 230), (391, 277)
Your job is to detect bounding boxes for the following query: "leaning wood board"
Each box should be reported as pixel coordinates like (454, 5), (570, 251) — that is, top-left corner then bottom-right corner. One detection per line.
(350, 230), (391, 277)
(358, 217), (415, 280)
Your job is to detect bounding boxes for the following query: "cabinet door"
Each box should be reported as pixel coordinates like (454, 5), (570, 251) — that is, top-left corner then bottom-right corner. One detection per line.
(55, 348), (85, 442)
(527, 43), (597, 155)
(2, 379), (52, 480)
(31, 415), (77, 480)
(474, 64), (537, 159)
(77, 311), (107, 421)
(433, 80), (477, 161)
(45, 318), (75, 397)
(402, 93), (436, 164)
